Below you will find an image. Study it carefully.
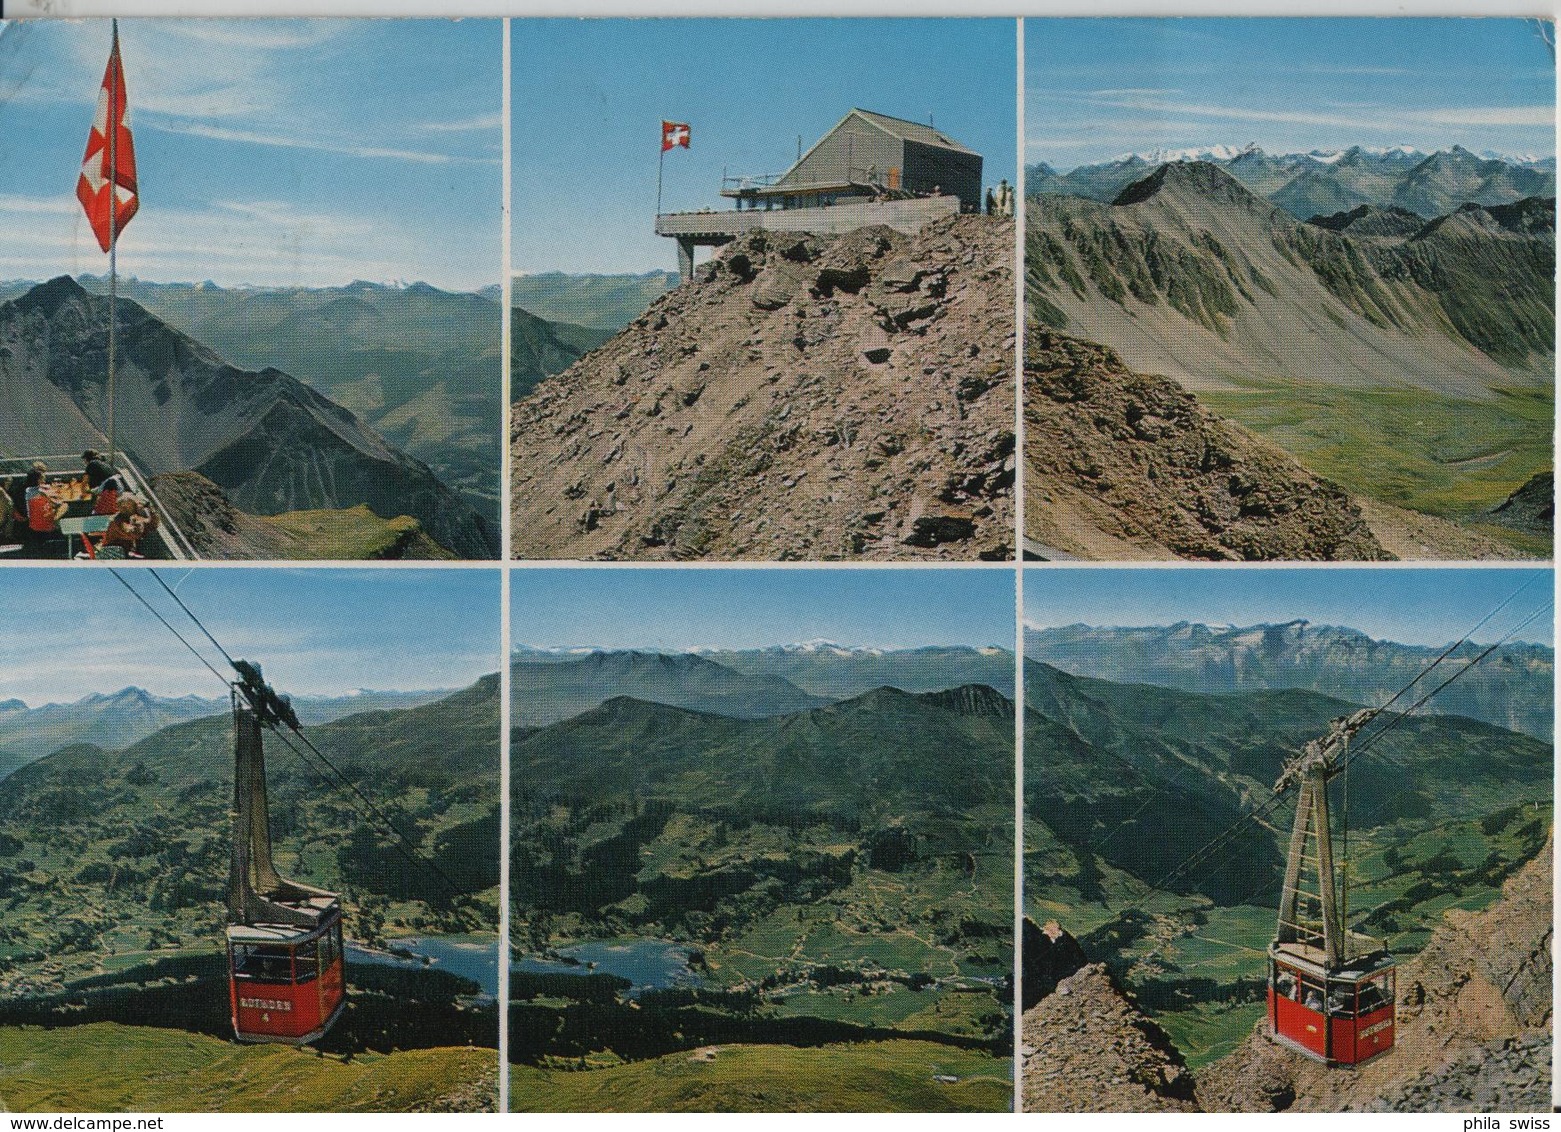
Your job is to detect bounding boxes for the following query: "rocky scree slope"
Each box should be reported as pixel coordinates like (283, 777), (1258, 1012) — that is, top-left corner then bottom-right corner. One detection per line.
(1199, 834), (1553, 1112)
(1024, 330), (1388, 560)
(510, 215), (1015, 560)
(1026, 163), (1554, 393)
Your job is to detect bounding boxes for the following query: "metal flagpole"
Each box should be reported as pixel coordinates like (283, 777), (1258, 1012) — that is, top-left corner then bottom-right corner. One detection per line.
(656, 132), (666, 218)
(106, 18), (118, 466)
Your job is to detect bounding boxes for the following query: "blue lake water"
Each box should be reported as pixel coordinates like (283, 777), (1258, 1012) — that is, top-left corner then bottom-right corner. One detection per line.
(349, 934), (499, 1000)
(513, 938), (706, 996)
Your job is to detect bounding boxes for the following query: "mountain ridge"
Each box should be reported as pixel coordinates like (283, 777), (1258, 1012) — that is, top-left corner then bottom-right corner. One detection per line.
(71, 275), (503, 518)
(1024, 620), (1553, 739)
(1029, 145), (1556, 219)
(0, 277), (498, 558)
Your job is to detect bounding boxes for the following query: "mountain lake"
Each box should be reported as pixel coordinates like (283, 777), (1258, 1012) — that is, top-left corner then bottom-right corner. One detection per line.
(349, 934), (499, 1000)
(513, 939), (707, 996)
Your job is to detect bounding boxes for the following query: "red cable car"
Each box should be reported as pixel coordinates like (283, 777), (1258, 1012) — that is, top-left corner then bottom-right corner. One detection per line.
(1267, 709), (1395, 1067)
(226, 661), (347, 1045)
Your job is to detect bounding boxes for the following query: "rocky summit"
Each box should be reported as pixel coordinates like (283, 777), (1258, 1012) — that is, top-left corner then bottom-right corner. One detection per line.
(510, 215), (1015, 560)
(1021, 962), (1198, 1113)
(1024, 330), (1388, 561)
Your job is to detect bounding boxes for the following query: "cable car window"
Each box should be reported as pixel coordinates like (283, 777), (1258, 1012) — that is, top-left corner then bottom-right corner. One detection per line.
(1273, 968), (1298, 1000)
(234, 943), (293, 984)
(1324, 982), (1355, 1018)
(319, 926), (337, 970)
(295, 939), (320, 984)
(1357, 973), (1391, 1013)
(1300, 976), (1325, 1013)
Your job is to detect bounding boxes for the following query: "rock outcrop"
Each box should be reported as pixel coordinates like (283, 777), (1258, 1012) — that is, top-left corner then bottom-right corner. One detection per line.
(150, 470), (451, 561)
(1021, 962), (1198, 1112)
(1022, 918), (1088, 1009)
(1025, 331), (1389, 560)
(1481, 471), (1555, 538)
(511, 215), (1014, 560)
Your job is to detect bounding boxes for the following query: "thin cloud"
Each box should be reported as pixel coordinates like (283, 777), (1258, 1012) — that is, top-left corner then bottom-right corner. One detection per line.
(414, 111), (502, 134)
(1421, 106), (1555, 127)
(145, 119), (499, 166)
(0, 194), (78, 216)
(1088, 87), (1182, 97)
(1061, 91), (1555, 135)
(158, 22), (342, 51)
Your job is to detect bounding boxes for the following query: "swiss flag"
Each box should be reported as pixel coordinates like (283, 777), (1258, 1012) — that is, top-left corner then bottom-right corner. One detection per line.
(661, 121), (690, 152)
(76, 25), (139, 254)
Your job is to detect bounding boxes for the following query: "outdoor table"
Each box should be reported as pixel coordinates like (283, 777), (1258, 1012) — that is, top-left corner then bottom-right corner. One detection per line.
(60, 515), (112, 559)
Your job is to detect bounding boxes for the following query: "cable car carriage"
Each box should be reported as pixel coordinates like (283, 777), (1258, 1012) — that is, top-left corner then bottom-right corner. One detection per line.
(1269, 940), (1396, 1066)
(1267, 709), (1396, 1066)
(226, 661), (346, 1044)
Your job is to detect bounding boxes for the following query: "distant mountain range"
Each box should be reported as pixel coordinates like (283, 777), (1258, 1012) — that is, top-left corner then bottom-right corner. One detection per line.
(1025, 620), (1553, 740)
(700, 642), (1017, 699)
(0, 684), (453, 778)
(68, 277), (502, 520)
(510, 271), (678, 331)
(0, 278), (498, 558)
(1029, 145), (1556, 219)
(517, 682), (1013, 829)
(511, 650), (829, 727)
(511, 643), (1017, 706)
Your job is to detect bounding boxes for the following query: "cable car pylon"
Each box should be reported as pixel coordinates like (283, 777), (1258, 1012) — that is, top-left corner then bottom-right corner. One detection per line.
(225, 659), (346, 1045)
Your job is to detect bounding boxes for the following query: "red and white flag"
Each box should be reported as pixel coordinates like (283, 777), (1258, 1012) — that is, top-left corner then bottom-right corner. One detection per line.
(661, 121), (690, 152)
(76, 25), (139, 254)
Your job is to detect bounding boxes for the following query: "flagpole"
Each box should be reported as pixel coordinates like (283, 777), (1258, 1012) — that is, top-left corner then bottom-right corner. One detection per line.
(106, 18), (118, 467)
(657, 137), (665, 219)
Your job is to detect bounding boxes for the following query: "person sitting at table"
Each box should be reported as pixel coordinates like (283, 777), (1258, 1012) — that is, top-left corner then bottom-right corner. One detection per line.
(24, 469), (67, 547)
(82, 449), (123, 516)
(101, 494), (159, 558)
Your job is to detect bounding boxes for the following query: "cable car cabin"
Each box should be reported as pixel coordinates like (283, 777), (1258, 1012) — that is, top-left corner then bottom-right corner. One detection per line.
(228, 902), (345, 1044)
(1269, 941), (1396, 1066)
(226, 662), (347, 1045)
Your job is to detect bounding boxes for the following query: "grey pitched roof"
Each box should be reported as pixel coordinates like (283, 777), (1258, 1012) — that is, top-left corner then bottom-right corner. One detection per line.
(850, 108), (976, 155)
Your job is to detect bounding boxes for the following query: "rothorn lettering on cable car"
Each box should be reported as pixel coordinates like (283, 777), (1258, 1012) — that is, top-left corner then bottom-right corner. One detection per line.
(240, 996), (293, 1012)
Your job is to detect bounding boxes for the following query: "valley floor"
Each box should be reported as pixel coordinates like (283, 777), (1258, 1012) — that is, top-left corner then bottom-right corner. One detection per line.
(509, 1039), (1011, 1112)
(1199, 377), (1553, 557)
(0, 1023), (497, 1112)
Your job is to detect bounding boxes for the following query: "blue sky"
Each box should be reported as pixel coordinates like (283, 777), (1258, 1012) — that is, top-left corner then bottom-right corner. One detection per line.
(512, 567), (1016, 651)
(1024, 567), (1554, 649)
(1025, 18), (1556, 171)
(0, 19), (501, 289)
(512, 19), (1018, 275)
(0, 568), (501, 705)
